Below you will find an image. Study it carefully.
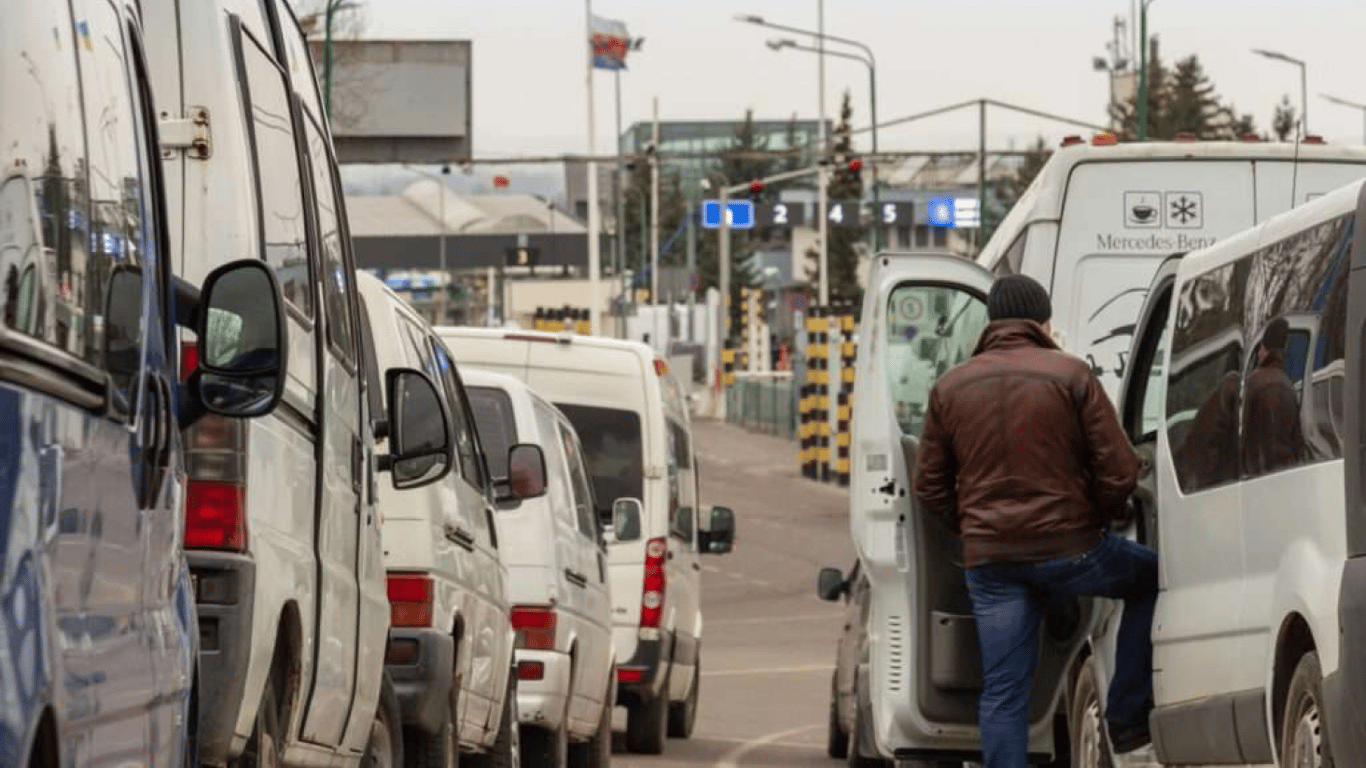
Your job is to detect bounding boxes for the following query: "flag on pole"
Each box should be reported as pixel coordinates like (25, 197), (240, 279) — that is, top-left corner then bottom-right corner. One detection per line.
(590, 15), (631, 70)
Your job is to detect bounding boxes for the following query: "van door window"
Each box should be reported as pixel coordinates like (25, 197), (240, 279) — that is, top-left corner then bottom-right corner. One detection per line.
(667, 421), (693, 545)
(1166, 258), (1251, 492)
(432, 342), (486, 490)
(238, 30), (313, 316)
(884, 284), (989, 436)
(302, 113), (356, 364)
(467, 386), (516, 482)
(75, 0), (150, 417)
(559, 424), (599, 539)
(554, 404), (644, 523)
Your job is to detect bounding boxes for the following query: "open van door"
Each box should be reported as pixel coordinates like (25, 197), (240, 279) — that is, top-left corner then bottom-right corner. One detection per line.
(851, 253), (1089, 764)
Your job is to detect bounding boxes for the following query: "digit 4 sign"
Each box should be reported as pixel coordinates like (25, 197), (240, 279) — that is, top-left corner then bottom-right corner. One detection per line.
(826, 200), (862, 228)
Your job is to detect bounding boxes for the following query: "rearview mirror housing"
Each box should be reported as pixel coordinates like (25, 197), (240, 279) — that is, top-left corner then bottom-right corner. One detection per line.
(508, 443), (548, 499)
(193, 260), (288, 419)
(611, 498), (643, 543)
(700, 506), (736, 555)
(383, 368), (454, 490)
(817, 567), (847, 602)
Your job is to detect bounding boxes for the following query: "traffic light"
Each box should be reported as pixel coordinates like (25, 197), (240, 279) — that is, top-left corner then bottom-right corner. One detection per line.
(749, 179), (764, 201)
(845, 158), (863, 184)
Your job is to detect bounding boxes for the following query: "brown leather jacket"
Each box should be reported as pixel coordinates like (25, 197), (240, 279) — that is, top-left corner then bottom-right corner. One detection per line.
(913, 320), (1139, 567)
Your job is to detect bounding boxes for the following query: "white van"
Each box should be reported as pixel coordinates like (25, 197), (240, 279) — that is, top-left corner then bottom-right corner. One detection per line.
(435, 327), (737, 755)
(143, 2), (456, 765)
(355, 272), (519, 767)
(1109, 177), (1366, 767)
(854, 136), (1366, 765)
(462, 368), (616, 767)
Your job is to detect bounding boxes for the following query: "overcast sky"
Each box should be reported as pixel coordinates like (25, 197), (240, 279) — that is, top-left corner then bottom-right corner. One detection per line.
(360, 1), (1366, 160)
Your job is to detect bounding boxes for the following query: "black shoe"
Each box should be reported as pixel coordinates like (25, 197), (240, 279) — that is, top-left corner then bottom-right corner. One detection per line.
(1109, 726), (1152, 755)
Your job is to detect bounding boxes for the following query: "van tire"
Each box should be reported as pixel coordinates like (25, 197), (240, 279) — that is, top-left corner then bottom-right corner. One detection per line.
(363, 673), (404, 768)
(521, 720), (568, 768)
(236, 666), (285, 768)
(827, 672), (850, 759)
(847, 682), (892, 768)
(625, 668), (669, 755)
(404, 675), (458, 768)
(668, 662), (699, 738)
(468, 675), (520, 768)
(569, 670), (614, 768)
(1069, 657), (1113, 768)
(1281, 651), (1334, 768)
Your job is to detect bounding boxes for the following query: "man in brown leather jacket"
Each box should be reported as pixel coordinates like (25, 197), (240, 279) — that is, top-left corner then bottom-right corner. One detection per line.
(914, 275), (1156, 767)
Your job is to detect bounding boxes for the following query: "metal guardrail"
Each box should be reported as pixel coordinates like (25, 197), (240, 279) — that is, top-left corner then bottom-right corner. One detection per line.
(724, 374), (797, 440)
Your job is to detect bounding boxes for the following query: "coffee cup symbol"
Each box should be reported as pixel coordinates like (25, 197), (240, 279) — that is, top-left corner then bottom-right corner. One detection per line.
(1131, 204), (1156, 222)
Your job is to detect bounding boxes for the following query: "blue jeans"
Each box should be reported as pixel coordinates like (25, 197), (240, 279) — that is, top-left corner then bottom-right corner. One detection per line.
(965, 532), (1158, 768)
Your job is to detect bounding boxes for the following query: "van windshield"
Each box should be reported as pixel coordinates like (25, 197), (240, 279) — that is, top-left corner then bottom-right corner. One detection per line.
(468, 387), (517, 480)
(554, 404), (644, 518)
(884, 284), (989, 436)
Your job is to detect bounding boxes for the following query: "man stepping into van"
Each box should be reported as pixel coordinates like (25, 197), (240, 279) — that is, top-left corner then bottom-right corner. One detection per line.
(912, 275), (1157, 767)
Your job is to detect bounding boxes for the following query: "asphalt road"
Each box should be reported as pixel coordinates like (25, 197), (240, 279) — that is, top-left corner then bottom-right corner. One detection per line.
(611, 418), (857, 768)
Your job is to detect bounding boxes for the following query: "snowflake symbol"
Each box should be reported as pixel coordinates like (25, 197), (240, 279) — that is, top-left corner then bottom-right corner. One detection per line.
(1170, 196), (1199, 224)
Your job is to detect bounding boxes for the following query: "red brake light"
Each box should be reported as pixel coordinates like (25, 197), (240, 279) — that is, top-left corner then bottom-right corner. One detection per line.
(517, 660), (545, 681)
(640, 537), (667, 629)
(185, 480), (247, 551)
(388, 573), (435, 628)
(180, 341), (198, 382)
(654, 359), (670, 377)
(1060, 135), (1084, 147)
(617, 667), (645, 683)
(1091, 132), (1118, 146)
(1303, 135), (1326, 145)
(1174, 132), (1198, 141)
(1242, 133), (1262, 142)
(511, 605), (557, 650)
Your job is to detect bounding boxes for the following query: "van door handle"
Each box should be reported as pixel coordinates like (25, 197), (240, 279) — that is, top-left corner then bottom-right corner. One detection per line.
(564, 569), (589, 588)
(445, 524), (476, 551)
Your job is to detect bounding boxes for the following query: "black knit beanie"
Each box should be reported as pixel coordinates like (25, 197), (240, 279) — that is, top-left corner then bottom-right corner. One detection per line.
(987, 274), (1052, 323)
(1262, 317), (1289, 352)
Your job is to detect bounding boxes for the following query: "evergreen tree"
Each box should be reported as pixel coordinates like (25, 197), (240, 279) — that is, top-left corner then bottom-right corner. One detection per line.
(1110, 46), (1258, 140)
(1273, 95), (1298, 141)
(806, 91), (865, 309)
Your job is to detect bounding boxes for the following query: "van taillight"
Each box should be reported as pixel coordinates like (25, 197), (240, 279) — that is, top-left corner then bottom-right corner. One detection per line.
(653, 359), (670, 376)
(180, 342), (198, 382)
(511, 605), (557, 650)
(185, 480), (247, 551)
(640, 538), (667, 629)
(388, 573), (435, 628)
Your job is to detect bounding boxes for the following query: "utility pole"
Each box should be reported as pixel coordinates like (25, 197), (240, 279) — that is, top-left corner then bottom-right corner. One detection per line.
(585, 0), (602, 335)
(816, 0), (829, 307)
(978, 100), (987, 248)
(650, 97), (661, 307)
(1137, 0), (1157, 141)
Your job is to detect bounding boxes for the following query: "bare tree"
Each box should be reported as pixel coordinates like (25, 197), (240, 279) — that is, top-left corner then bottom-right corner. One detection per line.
(292, 1), (373, 128)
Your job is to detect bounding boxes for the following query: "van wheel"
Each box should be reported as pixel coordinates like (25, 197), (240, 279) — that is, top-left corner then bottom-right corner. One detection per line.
(235, 667), (285, 768)
(625, 667), (669, 754)
(568, 670), (613, 768)
(1069, 658), (1113, 768)
(1281, 652), (1334, 768)
(847, 683), (892, 768)
(468, 674), (520, 768)
(405, 676), (458, 768)
(521, 720), (568, 768)
(363, 673), (404, 768)
(828, 672), (850, 759)
(668, 662), (699, 738)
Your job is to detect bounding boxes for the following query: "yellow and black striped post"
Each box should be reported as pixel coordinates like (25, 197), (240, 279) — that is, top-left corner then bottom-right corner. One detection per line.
(722, 346), (737, 388)
(574, 307), (590, 335)
(836, 305), (858, 487)
(799, 307), (823, 479)
(532, 307), (546, 331)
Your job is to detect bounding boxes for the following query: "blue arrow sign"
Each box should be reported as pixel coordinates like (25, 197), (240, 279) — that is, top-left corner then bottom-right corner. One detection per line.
(700, 200), (755, 230)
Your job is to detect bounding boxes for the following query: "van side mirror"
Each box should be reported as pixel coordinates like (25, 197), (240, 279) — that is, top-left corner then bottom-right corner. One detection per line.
(193, 260), (288, 419)
(611, 498), (643, 543)
(700, 506), (736, 555)
(383, 368), (453, 490)
(508, 444), (548, 499)
(104, 265), (143, 412)
(817, 567), (847, 602)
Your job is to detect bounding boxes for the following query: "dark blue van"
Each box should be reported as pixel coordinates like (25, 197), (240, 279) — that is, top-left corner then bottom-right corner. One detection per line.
(0, 2), (297, 764)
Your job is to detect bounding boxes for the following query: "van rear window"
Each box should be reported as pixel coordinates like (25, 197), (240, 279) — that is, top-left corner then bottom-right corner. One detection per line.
(468, 387), (516, 480)
(554, 404), (644, 517)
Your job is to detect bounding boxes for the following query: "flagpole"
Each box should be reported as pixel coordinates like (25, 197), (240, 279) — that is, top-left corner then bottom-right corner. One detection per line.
(586, 0), (602, 336)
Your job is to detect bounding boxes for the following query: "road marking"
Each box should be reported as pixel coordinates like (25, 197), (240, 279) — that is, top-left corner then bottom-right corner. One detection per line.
(715, 722), (823, 768)
(709, 612), (840, 626)
(702, 664), (835, 678)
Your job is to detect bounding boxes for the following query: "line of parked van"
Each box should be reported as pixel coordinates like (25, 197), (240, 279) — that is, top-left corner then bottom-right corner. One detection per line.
(0, 2), (736, 767)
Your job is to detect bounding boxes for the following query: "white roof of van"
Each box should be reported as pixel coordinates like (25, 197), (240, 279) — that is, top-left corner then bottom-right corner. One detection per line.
(457, 366), (528, 393)
(434, 326), (656, 360)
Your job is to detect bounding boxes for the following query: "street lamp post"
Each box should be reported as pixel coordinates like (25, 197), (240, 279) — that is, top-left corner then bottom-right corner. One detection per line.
(766, 38), (881, 253)
(1322, 93), (1366, 145)
(1254, 48), (1309, 136)
(1136, 0), (1157, 141)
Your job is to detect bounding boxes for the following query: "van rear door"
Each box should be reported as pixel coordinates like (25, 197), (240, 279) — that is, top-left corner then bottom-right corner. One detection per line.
(853, 253), (1088, 762)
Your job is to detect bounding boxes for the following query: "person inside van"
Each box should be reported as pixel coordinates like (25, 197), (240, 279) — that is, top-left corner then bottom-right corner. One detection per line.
(1244, 317), (1308, 474)
(912, 275), (1156, 767)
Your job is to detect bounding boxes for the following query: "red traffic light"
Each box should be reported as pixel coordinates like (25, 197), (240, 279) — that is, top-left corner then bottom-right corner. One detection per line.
(749, 179), (764, 195)
(847, 158), (863, 173)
